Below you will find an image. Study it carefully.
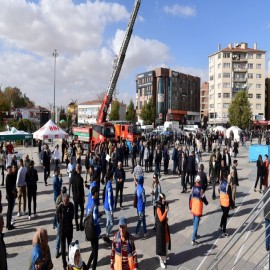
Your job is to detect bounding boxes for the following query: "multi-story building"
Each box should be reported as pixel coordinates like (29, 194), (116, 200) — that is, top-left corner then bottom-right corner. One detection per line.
(265, 60), (270, 120)
(136, 67), (200, 125)
(208, 42), (266, 125)
(78, 100), (126, 125)
(200, 82), (209, 126)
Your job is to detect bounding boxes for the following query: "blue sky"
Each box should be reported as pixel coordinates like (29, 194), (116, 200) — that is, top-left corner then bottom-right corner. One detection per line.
(0, 0), (269, 108)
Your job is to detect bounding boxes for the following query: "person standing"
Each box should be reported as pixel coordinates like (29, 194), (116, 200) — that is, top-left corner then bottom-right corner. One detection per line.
(53, 167), (63, 203)
(189, 176), (208, 246)
(156, 193), (171, 269)
(124, 142), (129, 167)
(209, 155), (218, 200)
(154, 147), (162, 180)
(139, 141), (144, 167)
(151, 173), (162, 230)
(263, 154), (269, 189)
(67, 158), (76, 197)
(6, 141), (14, 167)
(131, 142), (137, 174)
(103, 171), (114, 244)
(223, 148), (231, 173)
(110, 217), (138, 270)
(85, 186), (101, 270)
(43, 145), (51, 186)
(25, 160), (39, 220)
(56, 194), (74, 269)
(0, 215), (7, 270)
(219, 175), (232, 237)
(72, 164), (85, 231)
(134, 176), (148, 239)
(163, 146), (170, 175)
(197, 164), (208, 192)
(54, 144), (60, 170)
(114, 162), (126, 209)
(255, 154), (264, 193)
(16, 159), (27, 216)
(143, 145), (149, 172)
(0, 147), (6, 186)
(61, 139), (67, 163)
(231, 160), (239, 208)
(180, 152), (188, 193)
(6, 165), (17, 230)
(187, 151), (196, 189)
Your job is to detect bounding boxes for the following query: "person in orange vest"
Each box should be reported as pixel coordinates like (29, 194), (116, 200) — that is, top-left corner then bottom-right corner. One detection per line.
(219, 172), (233, 237)
(189, 175), (208, 246)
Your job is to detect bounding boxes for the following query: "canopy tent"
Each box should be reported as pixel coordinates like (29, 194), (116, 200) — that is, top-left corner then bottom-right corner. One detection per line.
(213, 126), (226, 132)
(33, 119), (68, 140)
(0, 127), (33, 141)
(225, 126), (242, 141)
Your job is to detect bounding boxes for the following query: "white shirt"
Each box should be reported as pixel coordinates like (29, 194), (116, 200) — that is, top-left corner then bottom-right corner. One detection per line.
(54, 148), (60, 160)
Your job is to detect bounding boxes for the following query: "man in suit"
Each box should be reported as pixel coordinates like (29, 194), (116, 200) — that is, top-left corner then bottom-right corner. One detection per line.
(187, 151), (196, 189)
(180, 152), (188, 193)
(43, 145), (51, 186)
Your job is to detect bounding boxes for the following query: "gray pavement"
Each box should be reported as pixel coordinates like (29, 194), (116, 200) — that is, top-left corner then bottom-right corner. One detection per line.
(0, 140), (267, 270)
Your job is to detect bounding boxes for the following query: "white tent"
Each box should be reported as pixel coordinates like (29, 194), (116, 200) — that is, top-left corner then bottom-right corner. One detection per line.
(225, 126), (242, 141)
(33, 120), (68, 140)
(213, 126), (226, 132)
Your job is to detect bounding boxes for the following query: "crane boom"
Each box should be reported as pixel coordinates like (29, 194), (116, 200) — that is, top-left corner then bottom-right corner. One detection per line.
(97, 0), (141, 123)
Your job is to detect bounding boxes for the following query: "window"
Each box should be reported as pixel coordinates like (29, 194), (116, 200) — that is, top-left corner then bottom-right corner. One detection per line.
(223, 93), (230, 98)
(223, 63), (230, 68)
(248, 63), (253, 69)
(223, 73), (230, 78)
(248, 73), (253, 79)
(209, 57), (213, 63)
(210, 75), (214, 81)
(256, 104), (261, 109)
(218, 73), (221, 79)
(256, 64), (261, 69)
(202, 104), (205, 109)
(218, 93), (221, 98)
(256, 54), (262, 59)
(218, 53), (221, 59)
(248, 94), (253, 98)
(247, 83), (253, 89)
(209, 113), (214, 118)
(210, 104), (214, 108)
(256, 74), (262, 79)
(248, 53), (253, 59)
(202, 91), (205, 96)
(218, 63), (221, 69)
(223, 103), (229, 108)
(218, 83), (221, 89)
(209, 66), (213, 72)
(223, 82), (230, 88)
(223, 53), (230, 58)
(217, 103), (221, 108)
(256, 84), (261, 89)
(210, 94), (214, 100)
(256, 94), (261, 99)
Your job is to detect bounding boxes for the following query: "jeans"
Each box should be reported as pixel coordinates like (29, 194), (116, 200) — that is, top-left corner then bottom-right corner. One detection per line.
(115, 181), (124, 207)
(105, 210), (114, 237)
(6, 197), (15, 228)
(135, 211), (147, 234)
(173, 160), (178, 174)
(87, 238), (99, 270)
(27, 187), (37, 216)
(155, 163), (161, 179)
(56, 222), (60, 252)
(192, 215), (200, 241)
(265, 219), (270, 249)
(220, 206), (230, 233)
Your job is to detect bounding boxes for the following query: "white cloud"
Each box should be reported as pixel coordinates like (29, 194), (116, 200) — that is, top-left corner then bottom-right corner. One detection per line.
(173, 65), (208, 82)
(163, 4), (196, 17)
(0, 0), (171, 107)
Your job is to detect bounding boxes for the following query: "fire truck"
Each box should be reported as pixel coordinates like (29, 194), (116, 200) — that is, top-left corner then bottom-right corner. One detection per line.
(72, 0), (141, 151)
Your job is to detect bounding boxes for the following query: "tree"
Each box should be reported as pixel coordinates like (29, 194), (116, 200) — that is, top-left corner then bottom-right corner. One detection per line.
(140, 97), (155, 125)
(0, 91), (10, 111)
(126, 99), (136, 122)
(96, 91), (107, 101)
(3, 87), (34, 108)
(228, 90), (252, 129)
(109, 100), (120, 121)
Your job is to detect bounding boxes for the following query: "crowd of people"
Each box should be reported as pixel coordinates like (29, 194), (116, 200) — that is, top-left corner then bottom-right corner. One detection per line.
(0, 128), (269, 270)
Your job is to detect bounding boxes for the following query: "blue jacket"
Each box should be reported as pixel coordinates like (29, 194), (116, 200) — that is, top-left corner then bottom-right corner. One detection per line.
(53, 175), (62, 203)
(31, 244), (43, 270)
(85, 197), (101, 237)
(136, 177), (146, 212)
(104, 180), (114, 212)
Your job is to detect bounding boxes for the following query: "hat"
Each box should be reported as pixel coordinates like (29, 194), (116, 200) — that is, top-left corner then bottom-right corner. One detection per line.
(195, 175), (201, 182)
(62, 186), (67, 194)
(118, 217), (127, 226)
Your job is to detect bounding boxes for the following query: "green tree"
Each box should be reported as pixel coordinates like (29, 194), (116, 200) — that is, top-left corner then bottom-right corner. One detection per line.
(228, 90), (252, 129)
(4, 87), (34, 108)
(140, 97), (155, 125)
(126, 99), (136, 122)
(109, 100), (120, 121)
(17, 119), (37, 132)
(0, 91), (10, 111)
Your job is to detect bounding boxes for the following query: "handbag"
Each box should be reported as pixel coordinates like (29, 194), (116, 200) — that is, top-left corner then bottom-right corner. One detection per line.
(133, 189), (137, 208)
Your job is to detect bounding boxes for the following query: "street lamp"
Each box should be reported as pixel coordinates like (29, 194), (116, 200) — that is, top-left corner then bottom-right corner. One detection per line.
(52, 49), (59, 122)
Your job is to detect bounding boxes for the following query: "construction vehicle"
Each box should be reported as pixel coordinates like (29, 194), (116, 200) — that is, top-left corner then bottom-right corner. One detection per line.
(72, 0), (141, 151)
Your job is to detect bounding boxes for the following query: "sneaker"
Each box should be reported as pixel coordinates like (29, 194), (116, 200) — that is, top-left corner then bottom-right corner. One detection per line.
(133, 233), (140, 238)
(143, 232), (149, 239)
(28, 216), (31, 220)
(191, 240), (198, 246)
(160, 260), (166, 269)
(221, 233), (229, 237)
(17, 212), (21, 217)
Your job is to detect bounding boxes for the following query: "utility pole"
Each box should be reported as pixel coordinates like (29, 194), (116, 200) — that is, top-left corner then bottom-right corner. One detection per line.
(52, 49), (59, 122)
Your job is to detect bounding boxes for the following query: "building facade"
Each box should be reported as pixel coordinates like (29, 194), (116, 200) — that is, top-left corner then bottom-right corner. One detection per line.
(136, 67), (201, 125)
(265, 60), (270, 120)
(200, 82), (209, 126)
(78, 100), (126, 125)
(208, 42), (266, 125)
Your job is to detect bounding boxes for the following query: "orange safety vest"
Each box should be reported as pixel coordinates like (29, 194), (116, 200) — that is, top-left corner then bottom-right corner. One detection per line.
(191, 185), (203, 216)
(220, 180), (230, 207)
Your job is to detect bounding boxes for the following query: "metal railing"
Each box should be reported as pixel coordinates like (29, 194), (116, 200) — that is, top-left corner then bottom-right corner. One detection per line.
(207, 188), (270, 270)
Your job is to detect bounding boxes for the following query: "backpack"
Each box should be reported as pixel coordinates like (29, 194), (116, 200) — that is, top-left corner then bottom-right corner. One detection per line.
(84, 205), (97, 241)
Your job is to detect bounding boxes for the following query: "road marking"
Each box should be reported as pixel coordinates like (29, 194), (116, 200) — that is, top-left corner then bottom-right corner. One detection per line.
(196, 184), (253, 270)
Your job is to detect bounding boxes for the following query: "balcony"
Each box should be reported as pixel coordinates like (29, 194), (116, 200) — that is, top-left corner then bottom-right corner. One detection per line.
(233, 76), (247, 82)
(232, 54), (247, 62)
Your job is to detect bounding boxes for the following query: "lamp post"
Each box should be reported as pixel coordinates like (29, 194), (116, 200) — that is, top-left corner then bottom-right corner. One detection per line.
(52, 49), (59, 122)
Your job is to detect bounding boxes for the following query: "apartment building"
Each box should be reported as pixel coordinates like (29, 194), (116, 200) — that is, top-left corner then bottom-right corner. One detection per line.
(200, 82), (209, 126)
(136, 67), (200, 125)
(208, 42), (266, 125)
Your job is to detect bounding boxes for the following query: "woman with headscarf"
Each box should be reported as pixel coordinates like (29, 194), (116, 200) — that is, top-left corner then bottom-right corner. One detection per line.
(30, 227), (53, 270)
(68, 240), (87, 270)
(156, 193), (171, 269)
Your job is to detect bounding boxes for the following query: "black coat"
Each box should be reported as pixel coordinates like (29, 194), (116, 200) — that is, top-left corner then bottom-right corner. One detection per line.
(57, 202), (74, 235)
(72, 172), (85, 203)
(156, 203), (171, 256)
(187, 155), (196, 174)
(25, 167), (38, 191)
